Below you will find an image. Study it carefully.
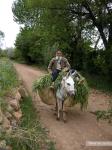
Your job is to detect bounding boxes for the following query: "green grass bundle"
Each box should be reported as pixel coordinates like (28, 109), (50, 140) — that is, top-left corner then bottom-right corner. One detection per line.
(33, 74), (52, 91)
(33, 72), (66, 91)
(33, 72), (89, 110)
(75, 80), (89, 110)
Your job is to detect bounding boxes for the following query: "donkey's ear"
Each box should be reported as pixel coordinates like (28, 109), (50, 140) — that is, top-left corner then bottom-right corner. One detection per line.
(63, 76), (66, 81)
(66, 71), (71, 78)
(71, 70), (77, 77)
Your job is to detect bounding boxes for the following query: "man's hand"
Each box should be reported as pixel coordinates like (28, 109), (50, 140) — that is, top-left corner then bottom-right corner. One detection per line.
(48, 69), (52, 74)
(62, 67), (69, 72)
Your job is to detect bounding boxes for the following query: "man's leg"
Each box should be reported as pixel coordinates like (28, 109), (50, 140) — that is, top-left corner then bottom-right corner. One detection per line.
(50, 69), (60, 89)
(52, 69), (60, 82)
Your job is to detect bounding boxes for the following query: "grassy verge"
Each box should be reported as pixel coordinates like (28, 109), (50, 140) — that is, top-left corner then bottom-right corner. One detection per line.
(0, 58), (55, 150)
(83, 73), (112, 93)
(0, 58), (19, 97)
(7, 96), (56, 150)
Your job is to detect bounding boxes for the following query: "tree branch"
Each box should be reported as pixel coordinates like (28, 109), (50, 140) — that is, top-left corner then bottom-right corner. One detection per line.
(82, 1), (108, 49)
(94, 35), (100, 49)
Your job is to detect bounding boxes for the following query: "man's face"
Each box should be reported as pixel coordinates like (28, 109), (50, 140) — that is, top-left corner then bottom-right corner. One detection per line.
(56, 51), (62, 57)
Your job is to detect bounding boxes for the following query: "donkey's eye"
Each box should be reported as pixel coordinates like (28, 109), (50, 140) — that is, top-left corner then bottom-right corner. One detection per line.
(67, 83), (70, 86)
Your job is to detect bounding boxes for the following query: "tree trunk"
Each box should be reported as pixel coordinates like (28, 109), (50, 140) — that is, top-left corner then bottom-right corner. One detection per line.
(108, 23), (112, 49)
(83, 2), (108, 49)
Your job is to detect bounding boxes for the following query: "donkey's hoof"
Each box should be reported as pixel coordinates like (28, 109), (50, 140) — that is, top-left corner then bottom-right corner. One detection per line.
(54, 112), (57, 116)
(56, 117), (60, 121)
(63, 119), (67, 123)
(51, 107), (57, 111)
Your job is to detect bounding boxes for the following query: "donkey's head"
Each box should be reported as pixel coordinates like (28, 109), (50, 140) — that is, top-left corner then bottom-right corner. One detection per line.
(61, 70), (77, 96)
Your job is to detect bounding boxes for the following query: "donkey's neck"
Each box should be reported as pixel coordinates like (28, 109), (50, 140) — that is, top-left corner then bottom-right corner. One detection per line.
(56, 85), (68, 101)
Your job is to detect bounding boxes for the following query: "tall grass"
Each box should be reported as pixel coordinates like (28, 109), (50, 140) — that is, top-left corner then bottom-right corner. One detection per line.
(5, 96), (55, 150)
(0, 58), (18, 97)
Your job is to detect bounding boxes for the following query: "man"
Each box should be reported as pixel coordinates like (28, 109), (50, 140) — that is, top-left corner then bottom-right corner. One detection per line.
(48, 50), (71, 83)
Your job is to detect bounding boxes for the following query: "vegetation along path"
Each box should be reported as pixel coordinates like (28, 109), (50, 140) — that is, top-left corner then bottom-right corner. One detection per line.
(14, 63), (112, 150)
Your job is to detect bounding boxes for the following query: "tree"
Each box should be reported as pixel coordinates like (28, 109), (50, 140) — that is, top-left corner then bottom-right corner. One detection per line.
(0, 31), (5, 48)
(12, 0), (112, 78)
(15, 27), (50, 64)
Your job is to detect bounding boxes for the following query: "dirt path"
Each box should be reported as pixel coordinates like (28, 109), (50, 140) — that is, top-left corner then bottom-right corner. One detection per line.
(14, 63), (112, 150)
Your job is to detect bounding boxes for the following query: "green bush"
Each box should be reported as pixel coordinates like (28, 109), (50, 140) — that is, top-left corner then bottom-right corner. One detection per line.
(96, 109), (112, 124)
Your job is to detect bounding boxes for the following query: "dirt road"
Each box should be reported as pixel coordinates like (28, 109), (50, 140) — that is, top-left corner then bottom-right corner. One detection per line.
(14, 63), (112, 150)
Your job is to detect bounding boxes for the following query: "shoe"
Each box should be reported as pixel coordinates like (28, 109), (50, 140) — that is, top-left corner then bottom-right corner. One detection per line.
(49, 85), (54, 89)
(49, 82), (54, 90)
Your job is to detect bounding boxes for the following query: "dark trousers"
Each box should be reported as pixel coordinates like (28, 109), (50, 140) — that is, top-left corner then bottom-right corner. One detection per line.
(52, 69), (61, 82)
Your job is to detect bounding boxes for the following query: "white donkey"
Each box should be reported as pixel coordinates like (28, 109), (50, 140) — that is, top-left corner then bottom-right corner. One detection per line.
(55, 70), (79, 122)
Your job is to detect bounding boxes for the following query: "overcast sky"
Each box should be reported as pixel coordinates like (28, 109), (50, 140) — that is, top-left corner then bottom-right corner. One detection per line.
(0, 0), (20, 49)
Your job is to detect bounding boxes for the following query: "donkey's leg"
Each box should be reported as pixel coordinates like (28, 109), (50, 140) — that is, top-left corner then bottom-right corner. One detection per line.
(62, 101), (67, 122)
(54, 90), (58, 111)
(55, 99), (58, 111)
(53, 99), (57, 116)
(56, 99), (61, 120)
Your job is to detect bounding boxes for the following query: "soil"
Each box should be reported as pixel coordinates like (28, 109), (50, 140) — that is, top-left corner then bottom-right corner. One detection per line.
(14, 63), (112, 150)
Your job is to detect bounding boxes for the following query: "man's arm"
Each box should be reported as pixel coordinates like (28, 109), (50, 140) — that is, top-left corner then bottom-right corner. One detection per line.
(64, 58), (71, 71)
(61, 58), (71, 72)
(48, 58), (54, 73)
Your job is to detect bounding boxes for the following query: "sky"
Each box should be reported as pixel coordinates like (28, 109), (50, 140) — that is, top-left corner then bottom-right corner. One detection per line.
(0, 0), (20, 49)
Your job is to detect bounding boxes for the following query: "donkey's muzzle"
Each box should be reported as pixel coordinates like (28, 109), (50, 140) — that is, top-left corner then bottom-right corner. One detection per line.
(69, 91), (75, 96)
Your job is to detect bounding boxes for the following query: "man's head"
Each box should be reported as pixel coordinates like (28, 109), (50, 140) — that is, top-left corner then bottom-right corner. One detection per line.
(56, 50), (62, 57)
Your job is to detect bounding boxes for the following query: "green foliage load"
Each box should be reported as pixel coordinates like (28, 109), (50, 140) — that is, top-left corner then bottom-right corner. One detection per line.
(33, 72), (89, 110)
(0, 58), (18, 97)
(33, 74), (52, 90)
(75, 79), (89, 110)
